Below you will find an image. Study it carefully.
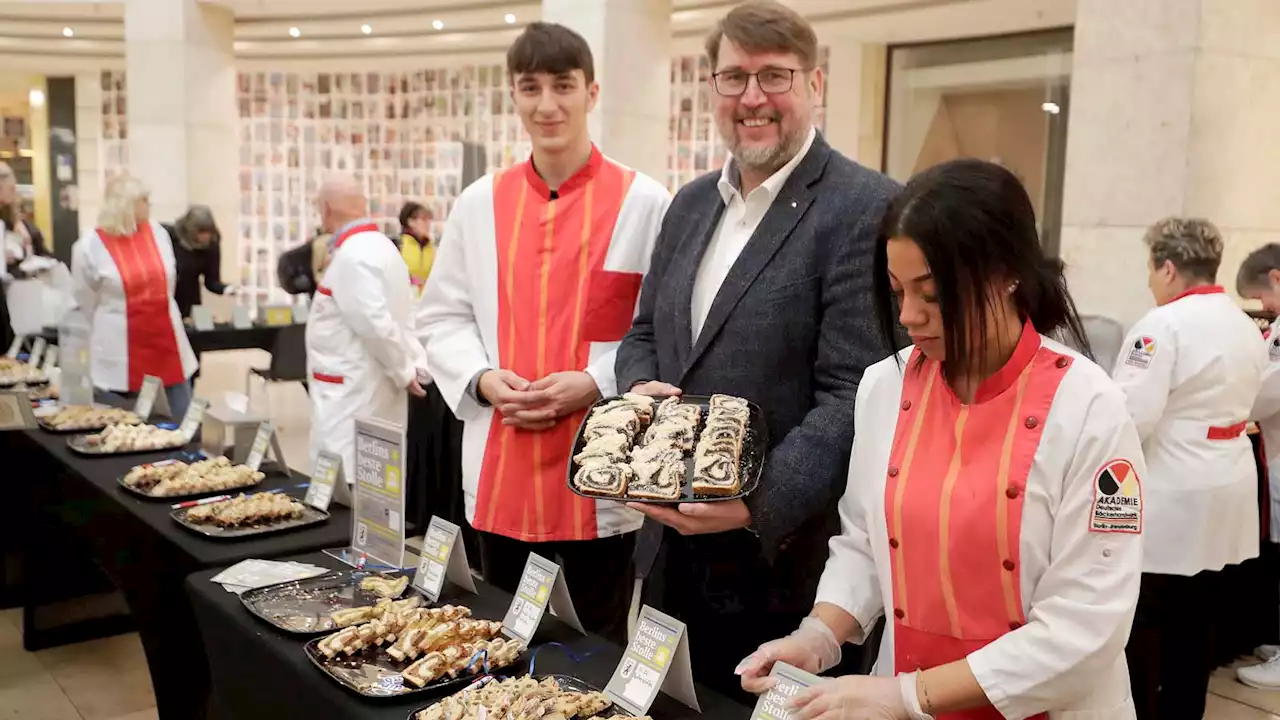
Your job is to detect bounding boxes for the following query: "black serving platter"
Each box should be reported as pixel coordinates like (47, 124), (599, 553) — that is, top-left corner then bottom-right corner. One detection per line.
(239, 569), (423, 636)
(303, 634), (524, 700)
(170, 494), (329, 539)
(405, 674), (632, 720)
(117, 462), (264, 502)
(567, 394), (768, 504)
(67, 428), (187, 456)
(0, 375), (49, 388)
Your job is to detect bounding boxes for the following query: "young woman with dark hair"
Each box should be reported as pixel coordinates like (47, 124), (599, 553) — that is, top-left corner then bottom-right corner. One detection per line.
(739, 159), (1145, 720)
(397, 201), (434, 295)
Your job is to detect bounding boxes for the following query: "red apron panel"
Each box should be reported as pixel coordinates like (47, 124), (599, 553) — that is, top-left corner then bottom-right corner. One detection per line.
(885, 323), (1068, 720)
(473, 149), (637, 542)
(97, 224), (184, 390)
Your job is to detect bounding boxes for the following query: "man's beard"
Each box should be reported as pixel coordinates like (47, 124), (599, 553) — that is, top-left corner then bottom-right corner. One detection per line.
(718, 110), (808, 177)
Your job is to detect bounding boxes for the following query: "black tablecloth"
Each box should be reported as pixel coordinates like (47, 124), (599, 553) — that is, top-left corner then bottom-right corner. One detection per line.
(187, 551), (753, 720)
(15, 428), (353, 719)
(188, 323), (286, 354)
(37, 323), (289, 354)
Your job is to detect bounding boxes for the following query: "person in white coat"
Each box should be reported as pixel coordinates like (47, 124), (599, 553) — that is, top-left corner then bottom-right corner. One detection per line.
(1232, 242), (1280, 689)
(70, 173), (197, 418)
(306, 174), (426, 492)
(738, 159), (1145, 720)
(416, 23), (670, 642)
(1111, 217), (1266, 720)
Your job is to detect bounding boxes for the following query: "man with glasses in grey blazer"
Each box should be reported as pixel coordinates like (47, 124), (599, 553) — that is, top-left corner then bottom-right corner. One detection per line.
(615, 0), (899, 700)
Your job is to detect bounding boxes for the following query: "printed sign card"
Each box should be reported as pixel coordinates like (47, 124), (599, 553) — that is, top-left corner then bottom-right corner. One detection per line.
(605, 605), (699, 715)
(412, 516), (476, 602)
(500, 553), (584, 644)
(190, 305), (215, 331)
(262, 305), (294, 327)
(304, 451), (343, 512)
(352, 416), (407, 569)
(749, 662), (824, 720)
(28, 337), (46, 367)
(242, 421), (281, 472)
(231, 306), (252, 329)
(0, 391), (37, 430)
(42, 346), (57, 373)
(5, 335), (22, 358)
(134, 375), (167, 421)
(178, 398), (210, 441)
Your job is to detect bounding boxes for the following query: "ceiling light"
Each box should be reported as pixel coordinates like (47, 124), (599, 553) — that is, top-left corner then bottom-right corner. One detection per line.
(1041, 101), (1060, 114)
(504, 13), (516, 24)
(61, 27), (74, 37)
(289, 27), (301, 38)
(361, 24), (372, 35)
(28, 88), (45, 107)
(432, 19), (444, 30)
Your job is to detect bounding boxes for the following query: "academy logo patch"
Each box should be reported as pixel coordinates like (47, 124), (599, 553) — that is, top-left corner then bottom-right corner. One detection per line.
(1090, 459), (1142, 534)
(1270, 337), (1280, 362)
(1124, 336), (1156, 369)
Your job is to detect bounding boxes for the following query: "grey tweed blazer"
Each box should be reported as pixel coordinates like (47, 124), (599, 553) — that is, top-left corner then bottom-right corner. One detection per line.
(616, 133), (901, 565)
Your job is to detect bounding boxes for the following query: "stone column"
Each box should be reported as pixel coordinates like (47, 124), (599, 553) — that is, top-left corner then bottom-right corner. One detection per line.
(124, 0), (239, 302)
(820, 39), (887, 170)
(540, 0), (672, 184)
(1059, 0), (1280, 327)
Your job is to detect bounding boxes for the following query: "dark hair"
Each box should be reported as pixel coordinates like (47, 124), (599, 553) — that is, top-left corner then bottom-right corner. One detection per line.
(705, 0), (818, 70)
(873, 159), (1091, 384)
(399, 201), (429, 237)
(1237, 243), (1280, 295)
(507, 22), (595, 84)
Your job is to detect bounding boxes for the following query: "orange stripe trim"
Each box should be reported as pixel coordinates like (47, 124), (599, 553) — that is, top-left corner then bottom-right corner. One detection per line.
(891, 362), (939, 621)
(317, 285), (333, 297)
(936, 406), (969, 637)
(568, 179), (595, 540)
(532, 194), (558, 538)
(995, 364), (1034, 626)
(312, 372), (344, 384)
(482, 179), (529, 531)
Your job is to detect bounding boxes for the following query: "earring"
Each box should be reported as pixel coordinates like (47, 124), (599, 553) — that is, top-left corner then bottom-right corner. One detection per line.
(1006, 281), (1019, 294)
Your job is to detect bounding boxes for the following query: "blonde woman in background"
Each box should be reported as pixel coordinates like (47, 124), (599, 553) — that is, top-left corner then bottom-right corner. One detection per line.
(71, 173), (197, 418)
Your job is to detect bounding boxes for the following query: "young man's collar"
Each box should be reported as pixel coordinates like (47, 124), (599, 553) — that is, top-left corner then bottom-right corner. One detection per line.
(523, 144), (604, 200)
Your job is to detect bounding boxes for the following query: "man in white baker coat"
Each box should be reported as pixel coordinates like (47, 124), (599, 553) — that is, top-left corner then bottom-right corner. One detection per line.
(306, 174), (426, 491)
(1112, 217), (1267, 720)
(416, 22), (670, 641)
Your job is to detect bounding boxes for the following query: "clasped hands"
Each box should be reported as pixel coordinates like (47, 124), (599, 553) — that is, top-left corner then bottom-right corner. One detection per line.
(478, 368), (602, 431)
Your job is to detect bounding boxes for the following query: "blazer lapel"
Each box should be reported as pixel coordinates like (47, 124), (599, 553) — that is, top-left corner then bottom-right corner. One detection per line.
(670, 201), (726, 366)
(682, 137), (831, 379)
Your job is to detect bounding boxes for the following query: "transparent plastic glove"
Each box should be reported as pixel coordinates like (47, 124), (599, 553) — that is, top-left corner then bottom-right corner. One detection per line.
(789, 674), (910, 720)
(736, 616), (842, 694)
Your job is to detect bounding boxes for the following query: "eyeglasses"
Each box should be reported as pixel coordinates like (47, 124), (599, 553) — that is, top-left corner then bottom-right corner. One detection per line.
(711, 67), (804, 97)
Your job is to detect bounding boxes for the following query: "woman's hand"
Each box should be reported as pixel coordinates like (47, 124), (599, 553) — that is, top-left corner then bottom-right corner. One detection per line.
(790, 675), (912, 720)
(736, 616), (843, 693)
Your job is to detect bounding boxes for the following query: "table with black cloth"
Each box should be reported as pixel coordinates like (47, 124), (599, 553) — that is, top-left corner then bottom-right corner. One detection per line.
(12, 426), (353, 719)
(187, 551), (754, 720)
(36, 322), (288, 354)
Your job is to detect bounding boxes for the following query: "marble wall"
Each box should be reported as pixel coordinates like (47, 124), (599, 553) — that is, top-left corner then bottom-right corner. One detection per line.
(1060, 0), (1280, 327)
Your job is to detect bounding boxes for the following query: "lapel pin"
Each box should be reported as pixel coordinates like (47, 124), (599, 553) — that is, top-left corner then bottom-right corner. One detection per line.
(790, 200), (797, 208)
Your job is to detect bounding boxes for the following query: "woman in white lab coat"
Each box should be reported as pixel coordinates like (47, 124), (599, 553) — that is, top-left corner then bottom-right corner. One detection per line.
(70, 173), (197, 418)
(1111, 218), (1266, 720)
(737, 159), (1145, 720)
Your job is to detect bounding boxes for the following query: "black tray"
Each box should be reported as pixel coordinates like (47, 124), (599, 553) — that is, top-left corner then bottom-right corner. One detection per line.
(239, 569), (423, 636)
(38, 420), (114, 435)
(0, 376), (49, 388)
(406, 674), (630, 720)
(567, 394), (768, 504)
(303, 633), (524, 700)
(67, 430), (187, 457)
(117, 463), (264, 502)
(170, 495), (329, 539)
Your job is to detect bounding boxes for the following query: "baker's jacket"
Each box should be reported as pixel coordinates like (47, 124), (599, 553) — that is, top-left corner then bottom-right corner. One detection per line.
(69, 220), (197, 391)
(817, 339), (1144, 720)
(306, 227), (425, 484)
(1112, 290), (1265, 575)
(1251, 318), (1280, 542)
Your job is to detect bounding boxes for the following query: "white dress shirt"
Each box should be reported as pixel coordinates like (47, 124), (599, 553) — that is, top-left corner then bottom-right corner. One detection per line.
(690, 126), (816, 341)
